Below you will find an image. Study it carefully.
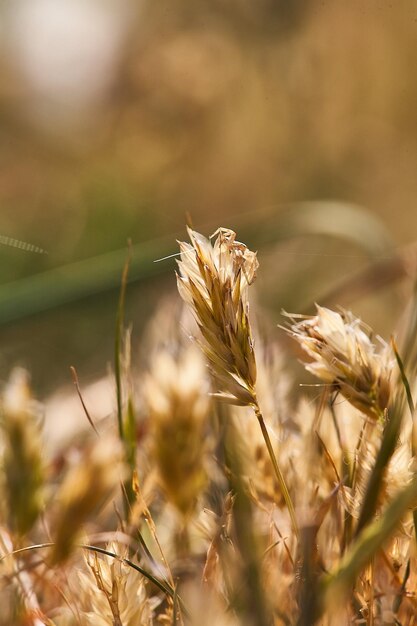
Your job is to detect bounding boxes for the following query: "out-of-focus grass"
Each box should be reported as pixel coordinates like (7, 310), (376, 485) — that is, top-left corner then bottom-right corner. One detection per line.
(1, 3), (417, 621)
(1, 2), (417, 392)
(2, 3), (417, 267)
(1, 221), (417, 625)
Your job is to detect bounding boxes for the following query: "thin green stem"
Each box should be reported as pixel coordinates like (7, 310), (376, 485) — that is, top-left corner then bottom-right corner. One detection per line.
(254, 405), (299, 540)
(114, 245), (131, 442)
(391, 337), (417, 546)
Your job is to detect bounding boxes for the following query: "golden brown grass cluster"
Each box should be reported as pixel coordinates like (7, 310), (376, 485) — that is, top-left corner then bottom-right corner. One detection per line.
(1, 225), (417, 625)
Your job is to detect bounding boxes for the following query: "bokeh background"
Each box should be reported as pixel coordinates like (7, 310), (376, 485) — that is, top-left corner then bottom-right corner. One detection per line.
(1, 0), (416, 395)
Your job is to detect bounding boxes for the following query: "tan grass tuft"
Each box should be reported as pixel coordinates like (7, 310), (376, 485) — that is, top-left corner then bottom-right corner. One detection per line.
(1, 368), (44, 537)
(284, 305), (394, 421)
(3, 223), (417, 625)
(144, 345), (211, 518)
(53, 542), (158, 626)
(50, 437), (126, 565)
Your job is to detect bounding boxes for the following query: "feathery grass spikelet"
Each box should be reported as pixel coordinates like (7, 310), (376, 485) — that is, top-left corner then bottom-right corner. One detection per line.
(145, 346), (210, 518)
(50, 437), (127, 564)
(52, 543), (158, 626)
(177, 227), (259, 406)
(1, 368), (44, 537)
(3, 222), (417, 625)
(177, 227), (298, 537)
(342, 432), (413, 520)
(284, 305), (394, 421)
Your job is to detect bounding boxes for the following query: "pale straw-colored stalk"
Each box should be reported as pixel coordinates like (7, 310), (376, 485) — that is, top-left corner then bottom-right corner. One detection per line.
(176, 226), (298, 538)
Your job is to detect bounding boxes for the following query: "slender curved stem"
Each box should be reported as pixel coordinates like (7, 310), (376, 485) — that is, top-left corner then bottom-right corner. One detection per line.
(254, 405), (299, 540)
(0, 541), (184, 611)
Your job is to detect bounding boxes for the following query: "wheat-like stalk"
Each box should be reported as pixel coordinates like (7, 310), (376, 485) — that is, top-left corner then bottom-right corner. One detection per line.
(176, 226), (298, 538)
(2, 223), (417, 625)
(283, 305), (394, 421)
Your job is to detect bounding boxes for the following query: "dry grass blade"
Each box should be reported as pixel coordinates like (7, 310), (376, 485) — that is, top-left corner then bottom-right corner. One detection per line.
(397, 277), (417, 371)
(70, 365), (99, 436)
(392, 337), (415, 419)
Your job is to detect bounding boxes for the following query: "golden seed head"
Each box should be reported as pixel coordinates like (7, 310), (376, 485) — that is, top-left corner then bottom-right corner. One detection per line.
(50, 436), (126, 564)
(1, 368), (44, 536)
(285, 305), (394, 420)
(145, 346), (211, 517)
(176, 226), (259, 406)
(53, 543), (156, 626)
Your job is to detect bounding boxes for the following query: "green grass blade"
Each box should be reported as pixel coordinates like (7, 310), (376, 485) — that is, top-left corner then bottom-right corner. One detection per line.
(0, 542), (184, 611)
(355, 405), (403, 537)
(392, 337), (415, 418)
(123, 396), (137, 508)
(391, 337), (417, 544)
(321, 477), (417, 609)
(114, 244), (131, 441)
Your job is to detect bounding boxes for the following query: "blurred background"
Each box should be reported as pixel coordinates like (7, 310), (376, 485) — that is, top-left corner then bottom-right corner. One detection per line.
(0, 0), (416, 396)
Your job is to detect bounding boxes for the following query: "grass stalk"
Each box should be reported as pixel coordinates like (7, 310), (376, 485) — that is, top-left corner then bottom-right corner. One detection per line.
(253, 405), (299, 540)
(114, 243), (139, 518)
(0, 542), (182, 608)
(114, 243), (131, 441)
(221, 406), (272, 626)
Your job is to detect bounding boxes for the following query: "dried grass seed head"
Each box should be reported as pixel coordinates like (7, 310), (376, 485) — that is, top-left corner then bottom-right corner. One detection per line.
(51, 436), (127, 564)
(176, 227), (259, 406)
(53, 543), (157, 626)
(0, 368), (44, 536)
(145, 346), (211, 517)
(285, 305), (394, 420)
(342, 435), (413, 520)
